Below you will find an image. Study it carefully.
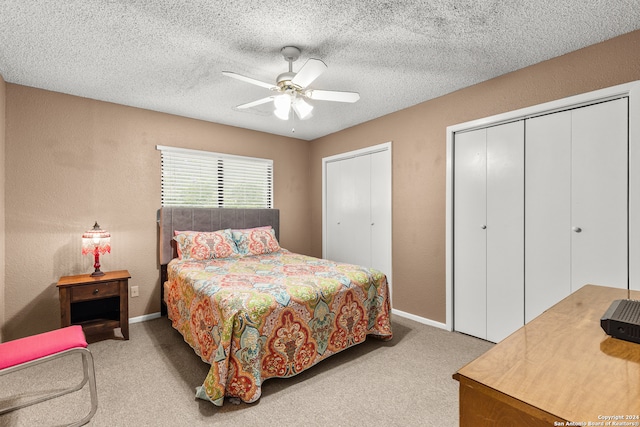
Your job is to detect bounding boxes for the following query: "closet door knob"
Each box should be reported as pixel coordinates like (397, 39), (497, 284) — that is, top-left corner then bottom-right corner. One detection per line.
(572, 226), (582, 233)
(481, 225), (487, 229)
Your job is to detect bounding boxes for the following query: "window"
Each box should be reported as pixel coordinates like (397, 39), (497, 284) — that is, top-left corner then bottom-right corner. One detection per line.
(157, 145), (273, 208)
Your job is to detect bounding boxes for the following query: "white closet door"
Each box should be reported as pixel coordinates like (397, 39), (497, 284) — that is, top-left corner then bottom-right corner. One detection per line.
(325, 154), (372, 268)
(525, 111), (572, 322)
(485, 121), (524, 343)
(325, 160), (349, 263)
(454, 123), (524, 342)
(525, 98), (628, 321)
(571, 98), (628, 292)
(348, 155), (373, 268)
(370, 149), (392, 284)
(454, 128), (488, 339)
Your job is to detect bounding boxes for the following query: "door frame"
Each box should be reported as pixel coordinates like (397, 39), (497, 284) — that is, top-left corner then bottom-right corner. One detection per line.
(322, 141), (393, 294)
(445, 80), (640, 332)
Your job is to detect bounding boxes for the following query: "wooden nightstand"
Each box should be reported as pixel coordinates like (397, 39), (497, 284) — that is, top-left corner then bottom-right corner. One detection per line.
(57, 270), (131, 340)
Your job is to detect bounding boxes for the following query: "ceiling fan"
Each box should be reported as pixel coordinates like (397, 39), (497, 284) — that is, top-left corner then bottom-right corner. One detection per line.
(222, 46), (360, 121)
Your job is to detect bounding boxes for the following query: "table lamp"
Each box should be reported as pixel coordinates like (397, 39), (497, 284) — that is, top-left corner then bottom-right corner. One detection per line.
(81, 221), (111, 276)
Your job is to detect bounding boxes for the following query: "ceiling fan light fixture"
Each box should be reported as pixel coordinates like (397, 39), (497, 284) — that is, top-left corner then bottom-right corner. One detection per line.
(274, 94), (291, 120)
(292, 97), (313, 120)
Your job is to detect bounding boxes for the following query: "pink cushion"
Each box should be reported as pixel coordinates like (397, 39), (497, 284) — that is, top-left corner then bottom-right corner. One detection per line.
(0, 325), (88, 370)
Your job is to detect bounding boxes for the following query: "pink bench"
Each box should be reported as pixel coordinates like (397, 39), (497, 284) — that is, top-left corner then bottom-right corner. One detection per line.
(0, 325), (98, 426)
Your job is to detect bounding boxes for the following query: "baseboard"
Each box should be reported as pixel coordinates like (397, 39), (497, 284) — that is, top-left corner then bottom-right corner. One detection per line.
(392, 308), (449, 330)
(129, 312), (162, 324)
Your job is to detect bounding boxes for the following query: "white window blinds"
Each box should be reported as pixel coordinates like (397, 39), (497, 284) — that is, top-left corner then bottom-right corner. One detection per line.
(157, 145), (273, 208)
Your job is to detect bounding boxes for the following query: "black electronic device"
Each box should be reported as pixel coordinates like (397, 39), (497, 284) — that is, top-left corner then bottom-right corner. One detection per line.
(601, 299), (640, 344)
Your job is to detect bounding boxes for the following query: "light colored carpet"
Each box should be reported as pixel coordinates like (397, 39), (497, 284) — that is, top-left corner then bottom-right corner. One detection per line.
(0, 315), (493, 427)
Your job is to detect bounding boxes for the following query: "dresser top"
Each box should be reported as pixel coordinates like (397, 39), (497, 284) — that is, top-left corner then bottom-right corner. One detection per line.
(456, 284), (640, 422)
(57, 270), (131, 287)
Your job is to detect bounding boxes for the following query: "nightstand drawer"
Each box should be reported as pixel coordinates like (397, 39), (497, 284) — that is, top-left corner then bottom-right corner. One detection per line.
(71, 281), (120, 302)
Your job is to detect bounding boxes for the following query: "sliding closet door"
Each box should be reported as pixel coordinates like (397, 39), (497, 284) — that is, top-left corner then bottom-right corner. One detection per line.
(525, 98), (628, 322)
(453, 128), (487, 339)
(325, 160), (349, 263)
(324, 145), (391, 285)
(370, 149), (392, 281)
(570, 98), (628, 292)
(351, 155), (373, 268)
(325, 155), (372, 268)
(485, 121), (524, 343)
(454, 122), (524, 342)
(525, 111), (572, 322)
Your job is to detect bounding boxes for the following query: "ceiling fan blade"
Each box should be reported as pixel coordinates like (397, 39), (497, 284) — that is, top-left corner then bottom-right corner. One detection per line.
(222, 71), (276, 90)
(235, 97), (274, 109)
(306, 89), (360, 103)
(291, 58), (327, 88)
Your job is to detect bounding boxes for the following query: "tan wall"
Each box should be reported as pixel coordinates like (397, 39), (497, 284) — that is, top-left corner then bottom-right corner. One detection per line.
(309, 29), (640, 324)
(3, 86), (310, 340)
(0, 74), (5, 341)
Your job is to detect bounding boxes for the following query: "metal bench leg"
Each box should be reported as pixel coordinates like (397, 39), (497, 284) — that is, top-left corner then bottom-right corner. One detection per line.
(69, 348), (98, 427)
(0, 347), (98, 426)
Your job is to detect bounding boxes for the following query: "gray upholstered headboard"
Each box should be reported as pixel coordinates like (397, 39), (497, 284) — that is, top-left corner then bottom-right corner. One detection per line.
(157, 207), (280, 265)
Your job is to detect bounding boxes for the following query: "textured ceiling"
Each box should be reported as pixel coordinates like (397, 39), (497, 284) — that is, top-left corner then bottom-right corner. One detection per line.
(1, 1), (639, 140)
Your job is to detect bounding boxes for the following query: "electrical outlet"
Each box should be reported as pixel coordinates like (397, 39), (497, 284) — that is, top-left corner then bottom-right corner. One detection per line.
(130, 285), (139, 298)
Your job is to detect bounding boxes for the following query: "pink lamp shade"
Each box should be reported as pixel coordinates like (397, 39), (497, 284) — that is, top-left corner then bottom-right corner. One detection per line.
(82, 221), (111, 276)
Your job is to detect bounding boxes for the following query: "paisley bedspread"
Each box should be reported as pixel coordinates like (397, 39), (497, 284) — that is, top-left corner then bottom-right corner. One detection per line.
(164, 249), (393, 406)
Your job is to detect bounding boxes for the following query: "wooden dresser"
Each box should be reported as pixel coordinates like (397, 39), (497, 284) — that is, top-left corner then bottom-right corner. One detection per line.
(454, 284), (640, 426)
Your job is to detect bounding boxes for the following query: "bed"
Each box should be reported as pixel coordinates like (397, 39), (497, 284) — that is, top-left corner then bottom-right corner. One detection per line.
(158, 207), (393, 406)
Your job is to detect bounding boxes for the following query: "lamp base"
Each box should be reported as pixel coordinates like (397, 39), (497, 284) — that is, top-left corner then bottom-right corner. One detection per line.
(91, 251), (105, 277)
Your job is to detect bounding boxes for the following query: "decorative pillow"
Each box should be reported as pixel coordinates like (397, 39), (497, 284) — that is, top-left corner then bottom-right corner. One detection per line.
(231, 226), (281, 256)
(173, 229), (239, 260)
